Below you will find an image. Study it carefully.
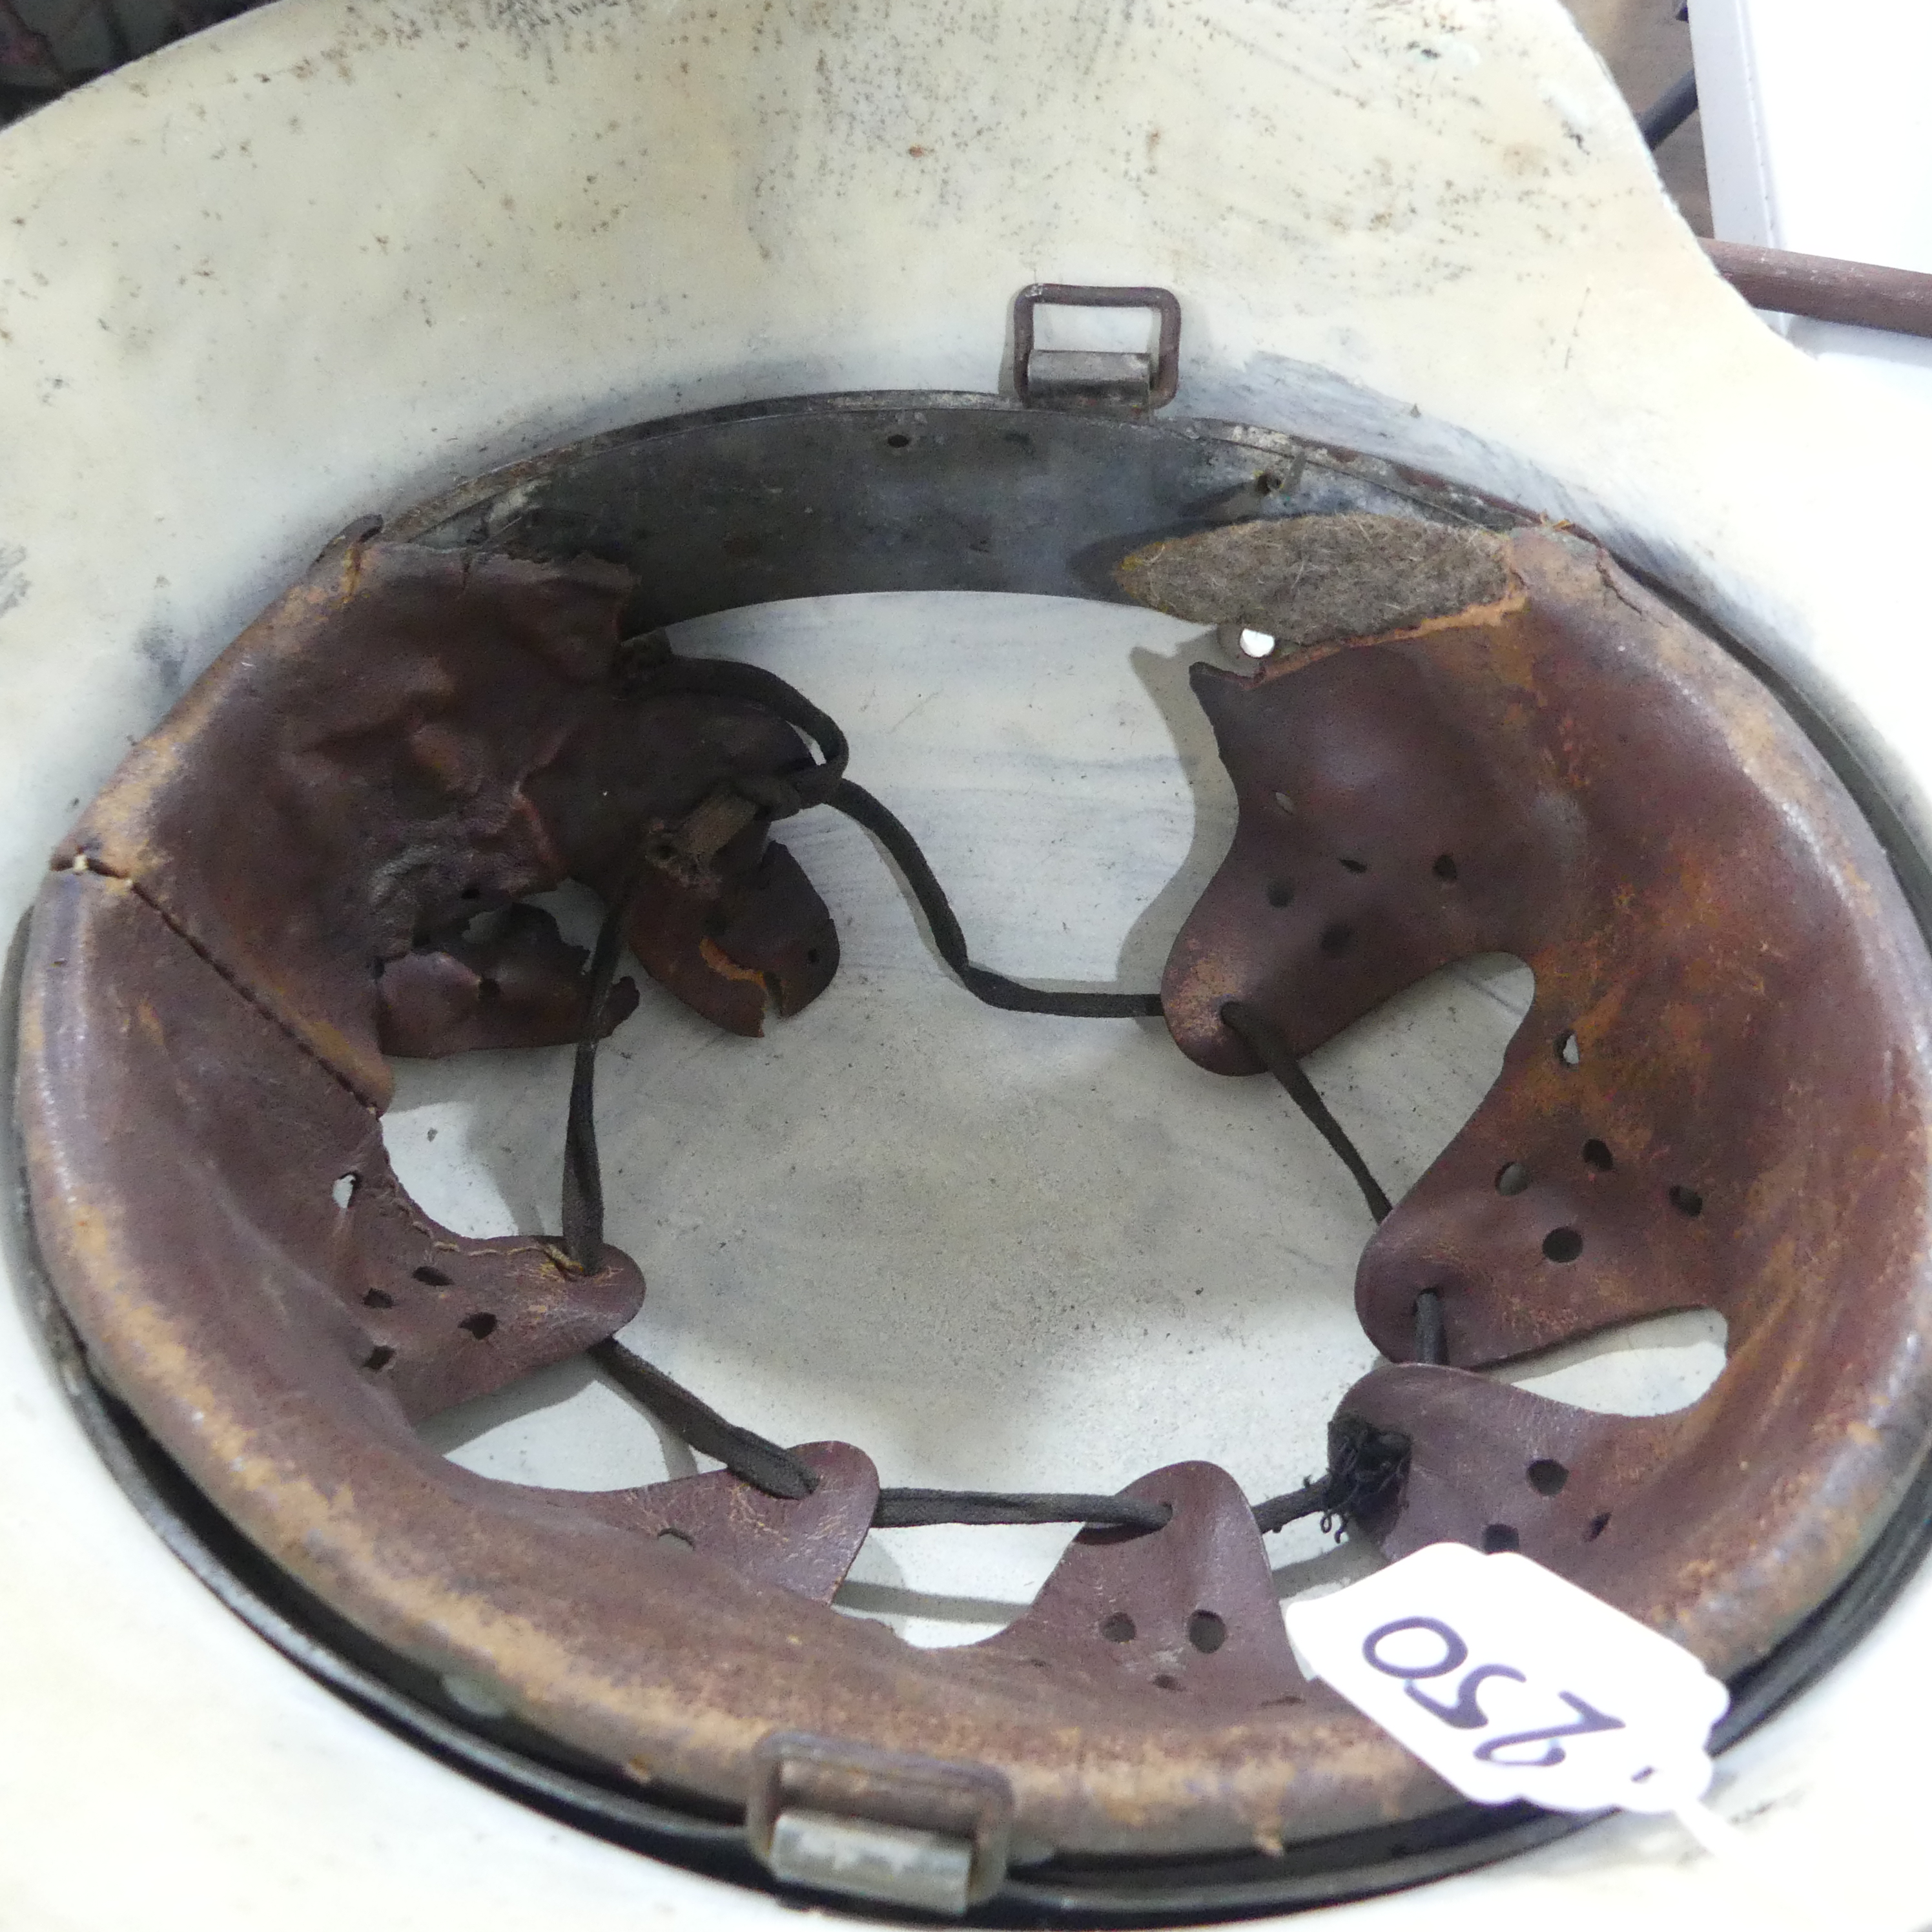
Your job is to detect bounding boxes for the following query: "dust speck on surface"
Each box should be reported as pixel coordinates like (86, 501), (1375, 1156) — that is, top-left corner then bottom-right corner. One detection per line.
(135, 620), (187, 695)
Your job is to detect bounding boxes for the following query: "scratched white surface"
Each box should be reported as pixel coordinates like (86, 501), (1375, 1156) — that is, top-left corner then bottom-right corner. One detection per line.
(1, 1), (1929, 1928)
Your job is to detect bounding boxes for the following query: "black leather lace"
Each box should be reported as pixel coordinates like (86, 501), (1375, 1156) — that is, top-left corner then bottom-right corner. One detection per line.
(558, 650), (1415, 1536)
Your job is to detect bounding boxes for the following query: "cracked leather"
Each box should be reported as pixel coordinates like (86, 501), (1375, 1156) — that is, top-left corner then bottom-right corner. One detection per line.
(19, 520), (1932, 1862)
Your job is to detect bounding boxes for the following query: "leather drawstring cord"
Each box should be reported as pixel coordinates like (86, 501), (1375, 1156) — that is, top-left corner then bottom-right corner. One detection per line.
(559, 897), (632, 1277)
(559, 653), (853, 1277)
(591, 1337), (822, 1501)
(595, 1326), (1412, 1540)
(1251, 1415), (1415, 1537)
(1218, 1000), (1393, 1224)
(555, 648), (1412, 1536)
(827, 777), (1164, 1020)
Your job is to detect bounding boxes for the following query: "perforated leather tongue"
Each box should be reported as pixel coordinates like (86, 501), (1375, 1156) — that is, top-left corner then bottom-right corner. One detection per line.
(1147, 517), (1932, 1663)
(980, 1463), (1309, 1713)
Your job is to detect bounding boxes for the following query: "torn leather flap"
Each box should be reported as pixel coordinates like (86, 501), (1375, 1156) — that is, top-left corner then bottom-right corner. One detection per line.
(57, 540), (638, 1106)
(376, 902), (642, 1056)
(58, 539), (848, 1102)
(533, 690), (843, 1035)
(620, 834), (839, 1037)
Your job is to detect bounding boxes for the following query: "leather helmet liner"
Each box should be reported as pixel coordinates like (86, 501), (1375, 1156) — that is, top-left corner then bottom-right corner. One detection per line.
(17, 397), (1932, 1916)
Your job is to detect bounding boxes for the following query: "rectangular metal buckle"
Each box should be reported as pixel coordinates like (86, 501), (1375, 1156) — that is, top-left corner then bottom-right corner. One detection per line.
(1012, 283), (1182, 412)
(747, 1731), (1014, 1915)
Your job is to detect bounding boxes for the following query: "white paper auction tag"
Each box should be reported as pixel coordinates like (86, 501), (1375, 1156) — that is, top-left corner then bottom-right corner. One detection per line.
(1283, 1543), (1727, 1814)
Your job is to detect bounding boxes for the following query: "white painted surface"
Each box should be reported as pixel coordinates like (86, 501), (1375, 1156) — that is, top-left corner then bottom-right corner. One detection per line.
(3, 0), (1932, 1927)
